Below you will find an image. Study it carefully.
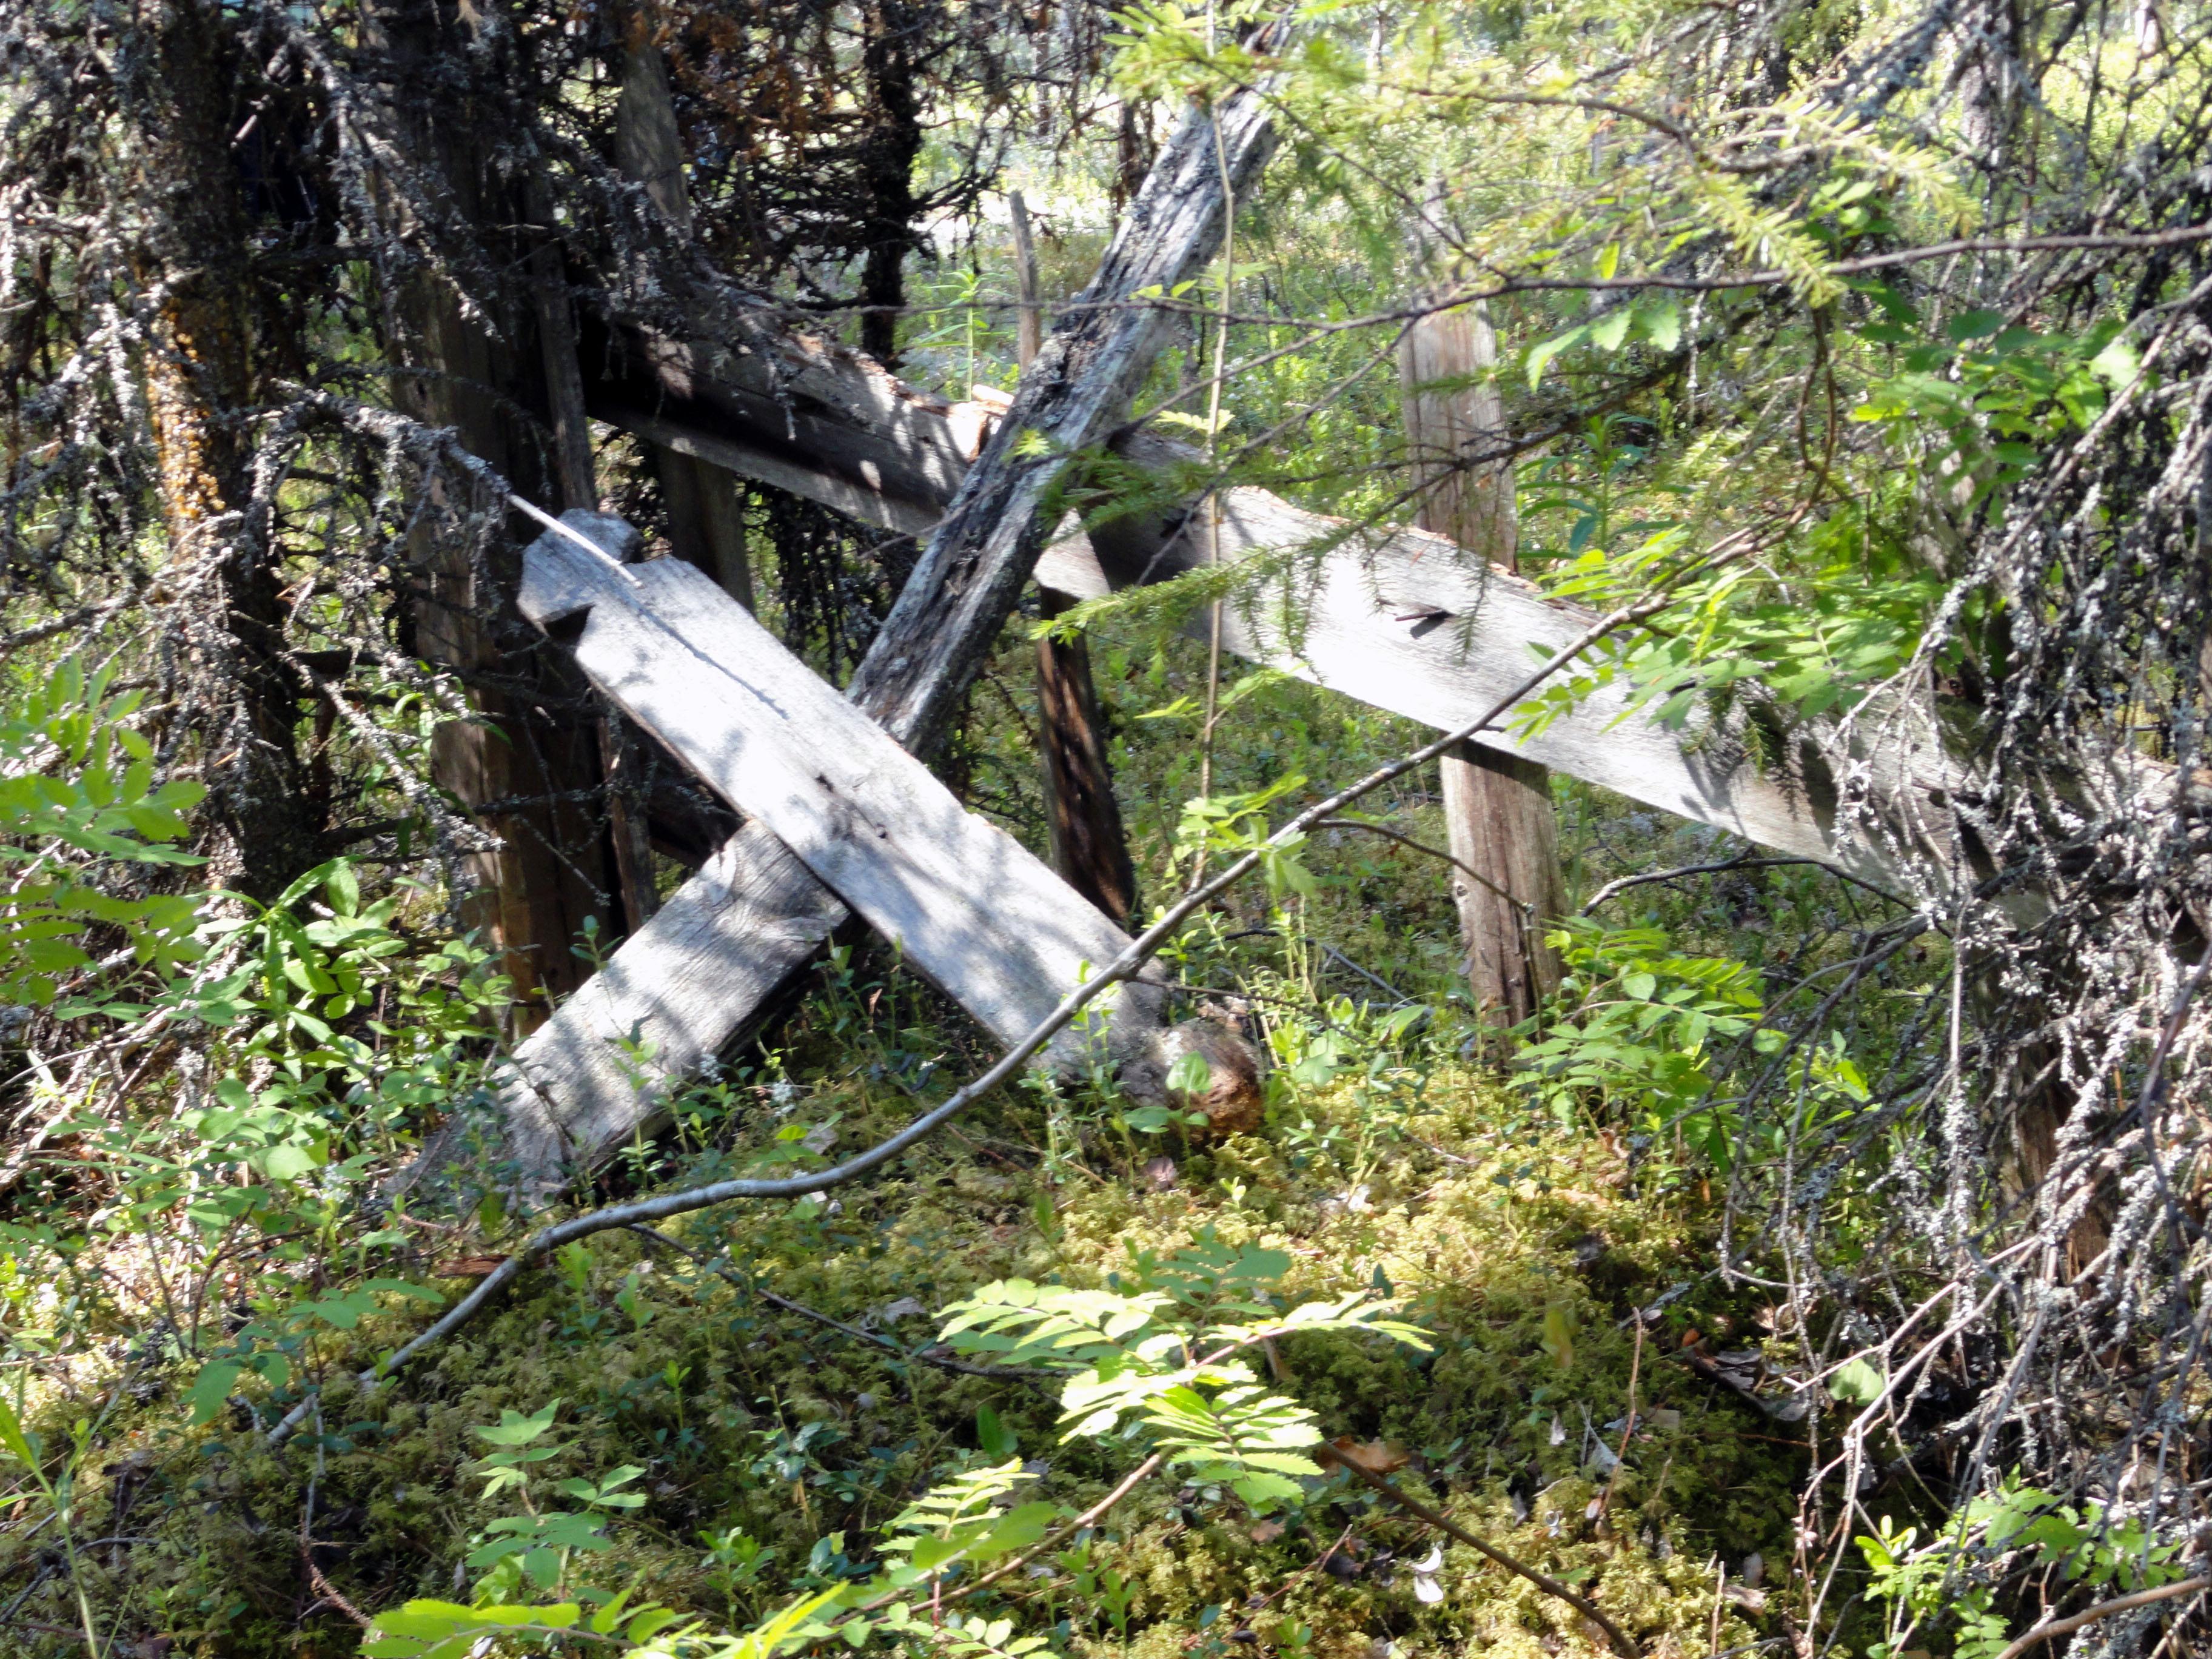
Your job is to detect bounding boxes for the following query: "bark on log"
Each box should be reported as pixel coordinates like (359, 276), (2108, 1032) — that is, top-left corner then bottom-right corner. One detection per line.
(372, 0), (615, 1023)
(842, 92), (1279, 757)
(1399, 298), (1566, 1024)
(455, 85), (1280, 1183)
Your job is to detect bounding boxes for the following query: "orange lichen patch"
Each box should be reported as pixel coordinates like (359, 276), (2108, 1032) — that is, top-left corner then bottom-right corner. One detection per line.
(141, 289), (251, 556)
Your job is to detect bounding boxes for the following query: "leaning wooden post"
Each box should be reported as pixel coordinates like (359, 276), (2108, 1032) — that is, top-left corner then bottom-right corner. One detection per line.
(615, 4), (757, 610)
(1014, 191), (1138, 922)
(1398, 295), (1567, 1025)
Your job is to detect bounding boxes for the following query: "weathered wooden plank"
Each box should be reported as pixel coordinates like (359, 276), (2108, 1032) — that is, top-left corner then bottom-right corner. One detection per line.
(516, 513), (1165, 1076)
(495, 819), (847, 1178)
(577, 287), (1963, 900)
(607, 402), (940, 537)
(1036, 491), (1963, 891)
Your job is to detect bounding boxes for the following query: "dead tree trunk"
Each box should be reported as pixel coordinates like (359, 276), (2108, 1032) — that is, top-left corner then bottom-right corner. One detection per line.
(1398, 298), (1566, 1024)
(614, 7), (757, 611)
(857, 1), (925, 367)
(372, 0), (615, 1024)
(127, 0), (324, 898)
(472, 86), (1281, 1181)
(1013, 192), (1136, 923)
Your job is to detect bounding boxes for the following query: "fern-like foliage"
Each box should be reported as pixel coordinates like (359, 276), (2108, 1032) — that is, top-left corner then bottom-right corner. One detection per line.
(937, 1245), (1428, 1512)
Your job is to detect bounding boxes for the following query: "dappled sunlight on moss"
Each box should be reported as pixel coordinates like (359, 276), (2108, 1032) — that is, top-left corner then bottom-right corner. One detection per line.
(0, 1014), (1813, 1659)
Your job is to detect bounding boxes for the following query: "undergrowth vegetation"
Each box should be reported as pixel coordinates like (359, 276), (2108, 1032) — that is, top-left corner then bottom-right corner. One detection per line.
(0, 633), (1922, 1657)
(5, 0), (2212, 1655)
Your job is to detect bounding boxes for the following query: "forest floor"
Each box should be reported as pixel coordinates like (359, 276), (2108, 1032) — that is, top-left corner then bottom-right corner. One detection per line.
(14, 1057), (1808, 1658)
(2, 633), (1862, 1658)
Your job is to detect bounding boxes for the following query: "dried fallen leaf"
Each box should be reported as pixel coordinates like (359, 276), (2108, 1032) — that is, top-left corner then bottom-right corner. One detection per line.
(1247, 1518), (1285, 1544)
(432, 1256), (506, 1279)
(1314, 1436), (1410, 1476)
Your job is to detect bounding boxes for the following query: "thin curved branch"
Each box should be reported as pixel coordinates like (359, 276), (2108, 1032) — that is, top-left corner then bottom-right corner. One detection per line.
(1316, 816), (1527, 910)
(1988, 1574), (2208, 1659)
(1336, 1460), (1641, 1659)
(623, 1224), (1046, 1383)
(1576, 854), (1899, 914)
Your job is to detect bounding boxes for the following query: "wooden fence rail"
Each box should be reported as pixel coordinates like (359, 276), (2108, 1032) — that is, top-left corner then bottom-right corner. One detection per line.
(589, 338), (1971, 897)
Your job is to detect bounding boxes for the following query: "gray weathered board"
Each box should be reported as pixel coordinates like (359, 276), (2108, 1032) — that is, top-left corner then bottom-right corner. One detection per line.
(1035, 491), (1971, 894)
(517, 512), (1164, 1070)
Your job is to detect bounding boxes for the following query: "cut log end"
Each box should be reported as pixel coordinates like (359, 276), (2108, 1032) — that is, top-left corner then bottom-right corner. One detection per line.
(1121, 1017), (1265, 1140)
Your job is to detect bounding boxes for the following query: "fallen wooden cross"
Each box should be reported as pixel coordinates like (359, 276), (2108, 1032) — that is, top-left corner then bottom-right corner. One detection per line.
(483, 509), (1251, 1178)
(515, 511), (1172, 1077)
(424, 76), (1279, 1184)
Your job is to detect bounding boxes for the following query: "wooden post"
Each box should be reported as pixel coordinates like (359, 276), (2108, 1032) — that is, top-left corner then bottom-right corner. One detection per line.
(526, 181), (662, 934)
(1014, 190), (1136, 922)
(1037, 592), (1138, 922)
(614, 4), (757, 611)
(1398, 298), (1566, 1025)
(1009, 190), (1045, 368)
